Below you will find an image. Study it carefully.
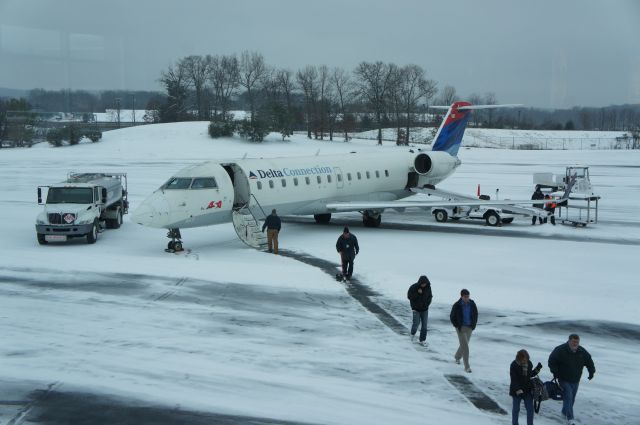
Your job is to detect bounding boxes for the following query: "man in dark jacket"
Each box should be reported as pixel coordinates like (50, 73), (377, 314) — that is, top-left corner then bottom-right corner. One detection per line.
(407, 275), (433, 346)
(531, 185), (545, 225)
(262, 209), (281, 254)
(450, 289), (478, 373)
(548, 334), (596, 423)
(336, 227), (359, 281)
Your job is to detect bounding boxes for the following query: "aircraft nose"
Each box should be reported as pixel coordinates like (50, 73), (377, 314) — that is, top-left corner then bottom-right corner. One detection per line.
(131, 192), (171, 228)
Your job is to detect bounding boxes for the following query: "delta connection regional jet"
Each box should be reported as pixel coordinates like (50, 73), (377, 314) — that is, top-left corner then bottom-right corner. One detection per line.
(132, 101), (551, 251)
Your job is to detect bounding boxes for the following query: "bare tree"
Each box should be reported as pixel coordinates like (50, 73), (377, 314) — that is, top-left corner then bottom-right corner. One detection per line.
(181, 55), (211, 120)
(398, 64), (437, 144)
(209, 54), (239, 120)
(468, 93), (483, 127)
(483, 92), (497, 126)
(159, 62), (189, 122)
(437, 85), (458, 106)
(331, 67), (354, 142)
(316, 65), (330, 139)
(354, 61), (395, 145)
(239, 51), (268, 126)
(296, 65), (318, 139)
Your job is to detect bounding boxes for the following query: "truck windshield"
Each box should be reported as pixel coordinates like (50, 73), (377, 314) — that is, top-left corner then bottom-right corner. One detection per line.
(46, 187), (94, 204)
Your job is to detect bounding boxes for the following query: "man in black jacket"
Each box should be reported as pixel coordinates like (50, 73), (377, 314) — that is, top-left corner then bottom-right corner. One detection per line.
(548, 334), (596, 424)
(262, 209), (282, 254)
(450, 289), (478, 373)
(407, 275), (433, 346)
(531, 185), (545, 225)
(335, 227), (359, 281)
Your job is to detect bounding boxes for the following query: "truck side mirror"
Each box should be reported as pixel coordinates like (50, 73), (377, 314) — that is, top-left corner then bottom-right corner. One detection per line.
(101, 188), (107, 204)
(37, 187), (42, 204)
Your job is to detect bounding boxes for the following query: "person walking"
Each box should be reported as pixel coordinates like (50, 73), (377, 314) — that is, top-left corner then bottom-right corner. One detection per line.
(548, 334), (595, 424)
(510, 349), (543, 425)
(450, 288), (478, 373)
(531, 185), (545, 225)
(262, 209), (281, 254)
(407, 275), (433, 346)
(336, 227), (359, 281)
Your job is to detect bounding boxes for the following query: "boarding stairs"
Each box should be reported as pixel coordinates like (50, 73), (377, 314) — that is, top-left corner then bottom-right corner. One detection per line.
(232, 196), (268, 249)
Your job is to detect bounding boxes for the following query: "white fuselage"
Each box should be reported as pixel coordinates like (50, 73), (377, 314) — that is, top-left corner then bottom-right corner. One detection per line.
(132, 149), (460, 229)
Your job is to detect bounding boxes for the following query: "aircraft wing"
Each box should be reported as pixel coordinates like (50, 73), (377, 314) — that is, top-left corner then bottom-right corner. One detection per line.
(325, 197), (554, 212)
(326, 185), (571, 216)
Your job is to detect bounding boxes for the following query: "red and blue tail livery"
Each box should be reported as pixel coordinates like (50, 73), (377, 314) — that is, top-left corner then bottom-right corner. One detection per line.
(431, 101), (473, 157)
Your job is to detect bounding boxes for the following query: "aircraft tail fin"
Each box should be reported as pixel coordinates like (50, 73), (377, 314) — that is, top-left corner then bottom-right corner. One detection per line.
(431, 102), (522, 157)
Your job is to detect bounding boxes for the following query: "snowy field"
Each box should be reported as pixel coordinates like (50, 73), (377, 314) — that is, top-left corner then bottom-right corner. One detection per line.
(0, 123), (639, 425)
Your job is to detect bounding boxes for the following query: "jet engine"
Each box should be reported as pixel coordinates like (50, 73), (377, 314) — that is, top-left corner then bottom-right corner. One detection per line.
(413, 152), (461, 184)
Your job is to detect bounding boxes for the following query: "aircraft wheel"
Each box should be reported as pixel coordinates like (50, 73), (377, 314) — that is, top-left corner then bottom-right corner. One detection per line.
(167, 241), (175, 250)
(363, 211), (381, 227)
(173, 241), (183, 251)
(434, 209), (448, 222)
(314, 213), (331, 224)
(485, 211), (500, 227)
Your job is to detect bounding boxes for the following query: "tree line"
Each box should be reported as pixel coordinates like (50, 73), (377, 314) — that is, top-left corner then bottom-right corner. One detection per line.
(1, 50), (640, 146)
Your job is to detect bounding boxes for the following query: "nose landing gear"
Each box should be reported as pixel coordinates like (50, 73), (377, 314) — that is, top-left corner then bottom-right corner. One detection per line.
(165, 228), (184, 252)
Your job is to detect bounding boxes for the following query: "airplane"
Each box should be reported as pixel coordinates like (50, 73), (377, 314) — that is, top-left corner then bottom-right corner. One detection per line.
(132, 101), (564, 251)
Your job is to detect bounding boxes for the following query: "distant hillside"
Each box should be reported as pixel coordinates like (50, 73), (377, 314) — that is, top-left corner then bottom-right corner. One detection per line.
(0, 87), (28, 99)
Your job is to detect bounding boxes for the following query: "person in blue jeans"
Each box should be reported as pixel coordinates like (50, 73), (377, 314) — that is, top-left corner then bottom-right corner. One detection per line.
(407, 275), (433, 346)
(510, 349), (542, 425)
(548, 334), (596, 424)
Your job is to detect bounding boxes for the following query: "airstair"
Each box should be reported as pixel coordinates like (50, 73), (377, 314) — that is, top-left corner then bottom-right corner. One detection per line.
(231, 195), (268, 249)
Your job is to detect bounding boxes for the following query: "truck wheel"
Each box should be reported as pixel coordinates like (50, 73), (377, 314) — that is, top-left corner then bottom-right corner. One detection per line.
(434, 209), (448, 222)
(112, 208), (123, 229)
(37, 233), (48, 245)
(485, 211), (500, 226)
(87, 221), (98, 244)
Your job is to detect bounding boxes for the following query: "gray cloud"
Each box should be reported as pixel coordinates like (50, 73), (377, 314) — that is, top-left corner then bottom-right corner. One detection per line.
(1, 0), (639, 108)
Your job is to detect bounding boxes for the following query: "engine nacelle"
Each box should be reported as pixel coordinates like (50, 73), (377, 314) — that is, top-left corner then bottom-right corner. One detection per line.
(413, 151), (460, 183)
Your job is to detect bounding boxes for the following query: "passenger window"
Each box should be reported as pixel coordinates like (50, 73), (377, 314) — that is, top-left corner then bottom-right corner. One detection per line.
(357, 172), (361, 180)
(327, 175), (332, 183)
(317, 176), (322, 184)
(375, 171), (380, 178)
(347, 173), (352, 181)
(294, 177), (299, 186)
(190, 177), (217, 189)
(337, 174), (342, 182)
(269, 180), (274, 189)
(281, 179), (286, 188)
(385, 170), (389, 177)
(257, 181), (262, 190)
(305, 177), (310, 185)
(366, 171), (371, 179)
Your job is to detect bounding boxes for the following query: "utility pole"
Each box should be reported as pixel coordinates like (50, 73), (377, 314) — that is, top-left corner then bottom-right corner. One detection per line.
(115, 98), (121, 128)
(132, 94), (136, 124)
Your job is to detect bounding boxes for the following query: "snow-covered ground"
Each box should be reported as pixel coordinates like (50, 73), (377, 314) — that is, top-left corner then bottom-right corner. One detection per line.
(0, 123), (638, 425)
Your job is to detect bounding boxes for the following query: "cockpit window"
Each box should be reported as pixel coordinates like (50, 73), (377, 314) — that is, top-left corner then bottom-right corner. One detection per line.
(163, 178), (192, 189)
(190, 177), (217, 189)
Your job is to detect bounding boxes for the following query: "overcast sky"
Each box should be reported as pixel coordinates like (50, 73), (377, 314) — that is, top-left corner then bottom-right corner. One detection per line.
(1, 0), (639, 108)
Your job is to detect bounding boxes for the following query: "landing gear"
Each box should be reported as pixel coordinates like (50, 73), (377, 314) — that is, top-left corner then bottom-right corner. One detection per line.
(314, 213), (332, 224)
(165, 228), (184, 252)
(363, 210), (382, 227)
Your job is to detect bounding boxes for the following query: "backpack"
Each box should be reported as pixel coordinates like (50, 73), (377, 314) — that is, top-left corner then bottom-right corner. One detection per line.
(530, 376), (548, 413)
